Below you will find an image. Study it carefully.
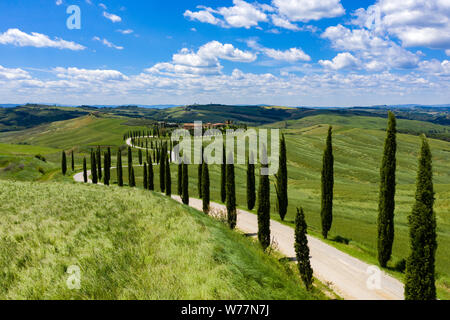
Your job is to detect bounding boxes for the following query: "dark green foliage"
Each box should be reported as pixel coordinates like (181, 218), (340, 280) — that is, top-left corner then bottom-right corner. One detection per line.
(138, 149), (143, 165)
(91, 150), (98, 184)
(61, 151), (67, 176)
(226, 153), (236, 229)
(202, 161), (210, 214)
(97, 147), (102, 180)
(71, 151), (75, 171)
(276, 134), (288, 220)
(148, 156), (154, 191)
(247, 152), (256, 211)
(165, 157), (171, 196)
(160, 143), (166, 192)
(103, 151), (110, 186)
(117, 148), (123, 187)
(320, 127), (334, 239)
(377, 111), (397, 267)
(221, 144), (226, 203)
(178, 163), (183, 196)
(295, 208), (313, 290)
(143, 163), (148, 189)
(257, 162), (271, 250)
(127, 146), (132, 186)
(405, 136), (437, 300)
(181, 160), (189, 205)
(130, 166), (136, 187)
(83, 157), (87, 183)
(198, 164), (203, 199)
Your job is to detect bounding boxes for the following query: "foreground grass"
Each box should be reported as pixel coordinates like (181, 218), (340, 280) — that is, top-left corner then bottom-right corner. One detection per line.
(0, 180), (322, 300)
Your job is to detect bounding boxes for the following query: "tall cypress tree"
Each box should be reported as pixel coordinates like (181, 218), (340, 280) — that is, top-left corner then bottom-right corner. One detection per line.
(220, 143), (227, 203)
(71, 151), (75, 171)
(198, 164), (203, 199)
(247, 152), (256, 210)
(257, 162), (271, 250)
(117, 148), (123, 187)
(377, 111), (397, 267)
(104, 151), (110, 186)
(202, 160), (210, 214)
(83, 157), (87, 183)
(143, 163), (148, 189)
(276, 134), (288, 221)
(127, 146), (133, 185)
(97, 146), (102, 180)
(148, 155), (154, 191)
(165, 157), (172, 196)
(178, 163), (183, 196)
(160, 143), (166, 192)
(181, 160), (189, 205)
(91, 150), (98, 184)
(320, 127), (334, 239)
(139, 149), (143, 165)
(226, 153), (236, 229)
(295, 207), (313, 290)
(130, 166), (136, 187)
(61, 151), (67, 176)
(405, 136), (437, 300)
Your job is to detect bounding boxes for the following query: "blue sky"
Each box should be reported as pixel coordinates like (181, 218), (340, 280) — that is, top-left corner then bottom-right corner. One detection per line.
(0, 0), (449, 106)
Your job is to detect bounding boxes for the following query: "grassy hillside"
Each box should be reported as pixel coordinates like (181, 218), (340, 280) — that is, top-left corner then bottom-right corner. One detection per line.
(0, 180), (323, 300)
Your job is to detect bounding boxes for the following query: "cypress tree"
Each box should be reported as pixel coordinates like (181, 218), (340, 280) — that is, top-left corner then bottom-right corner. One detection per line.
(178, 163), (183, 196)
(97, 147), (102, 180)
(91, 150), (98, 184)
(320, 127), (334, 239)
(295, 207), (313, 290)
(226, 153), (236, 229)
(104, 151), (110, 186)
(247, 152), (256, 210)
(404, 136), (437, 300)
(139, 149), (143, 165)
(61, 151), (67, 176)
(181, 160), (189, 205)
(127, 146), (133, 185)
(117, 148), (123, 187)
(130, 166), (136, 187)
(143, 163), (148, 189)
(71, 151), (75, 171)
(160, 143), (166, 192)
(165, 157), (171, 196)
(198, 163), (203, 199)
(220, 143), (227, 203)
(83, 157), (87, 183)
(257, 161), (271, 250)
(276, 134), (288, 221)
(202, 160), (210, 214)
(377, 111), (397, 267)
(148, 155), (154, 191)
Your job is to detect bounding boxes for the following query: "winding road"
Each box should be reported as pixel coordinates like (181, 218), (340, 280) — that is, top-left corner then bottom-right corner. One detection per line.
(73, 137), (405, 300)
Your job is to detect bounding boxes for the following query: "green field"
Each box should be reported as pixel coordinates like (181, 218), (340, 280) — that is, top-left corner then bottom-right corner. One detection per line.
(0, 180), (324, 299)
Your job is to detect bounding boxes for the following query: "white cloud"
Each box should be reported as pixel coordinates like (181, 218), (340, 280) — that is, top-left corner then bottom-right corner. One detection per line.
(270, 15), (300, 31)
(56, 0), (62, 6)
(322, 24), (420, 70)
(353, 0), (450, 51)
(319, 52), (360, 70)
(93, 36), (123, 50)
(103, 12), (122, 23)
(99, 3), (107, 10)
(272, 0), (345, 22)
(184, 9), (222, 25)
(53, 67), (129, 81)
(117, 29), (133, 35)
(419, 59), (450, 76)
(0, 28), (85, 50)
(0, 65), (31, 80)
(248, 40), (310, 62)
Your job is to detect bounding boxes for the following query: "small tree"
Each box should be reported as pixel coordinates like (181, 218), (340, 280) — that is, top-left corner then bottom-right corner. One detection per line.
(148, 156), (154, 191)
(71, 151), (75, 171)
(404, 136), (437, 300)
(220, 143), (227, 203)
(320, 127), (334, 239)
(295, 208), (313, 290)
(61, 151), (67, 176)
(247, 152), (256, 210)
(202, 159), (210, 214)
(226, 152), (236, 229)
(117, 148), (123, 187)
(181, 159), (189, 205)
(83, 157), (87, 183)
(165, 157), (172, 196)
(276, 134), (288, 221)
(143, 163), (148, 189)
(257, 160), (271, 250)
